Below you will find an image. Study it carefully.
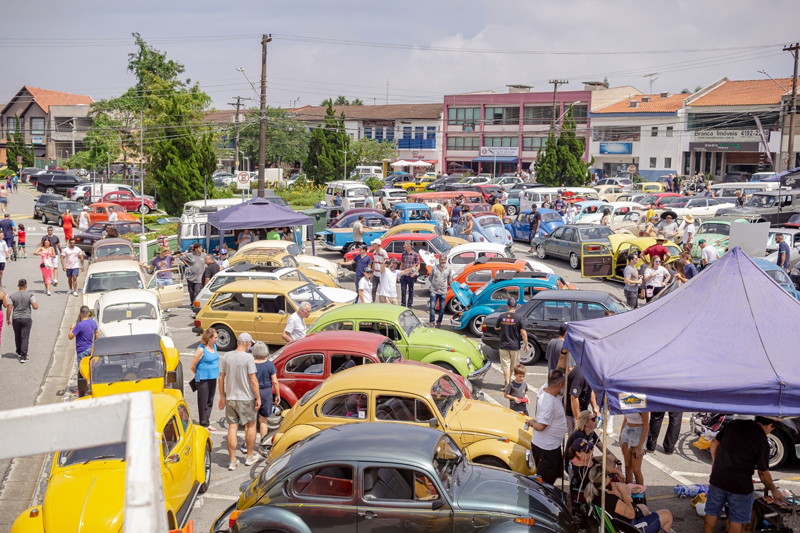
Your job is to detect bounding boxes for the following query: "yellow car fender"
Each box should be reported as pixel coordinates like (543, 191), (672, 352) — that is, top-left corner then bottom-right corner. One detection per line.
(463, 439), (536, 476)
(267, 424), (321, 462)
(164, 347), (180, 372)
(10, 506), (44, 533)
(79, 356), (90, 381)
(193, 428), (212, 485)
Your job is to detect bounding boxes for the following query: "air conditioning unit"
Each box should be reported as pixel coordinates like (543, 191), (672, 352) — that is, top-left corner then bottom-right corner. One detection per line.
(660, 92), (669, 98)
(629, 100), (640, 108)
(641, 96), (651, 103)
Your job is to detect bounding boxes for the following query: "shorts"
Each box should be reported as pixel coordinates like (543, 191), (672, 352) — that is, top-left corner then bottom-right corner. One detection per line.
(0, 262), (5, 271)
(631, 511), (661, 533)
(499, 349), (520, 373)
(66, 268), (79, 278)
(620, 424), (644, 447)
(225, 399), (257, 425)
(378, 295), (397, 305)
(531, 442), (563, 485)
(705, 484), (754, 524)
(18, 243), (25, 248)
(258, 389), (273, 418)
(0, 198), (7, 204)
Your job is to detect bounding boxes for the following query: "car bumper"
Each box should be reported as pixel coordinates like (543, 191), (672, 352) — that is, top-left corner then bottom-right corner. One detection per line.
(690, 413), (720, 441)
(468, 356), (492, 382)
(192, 327), (204, 334)
(324, 243), (344, 251)
(211, 501), (238, 533)
(480, 334), (500, 351)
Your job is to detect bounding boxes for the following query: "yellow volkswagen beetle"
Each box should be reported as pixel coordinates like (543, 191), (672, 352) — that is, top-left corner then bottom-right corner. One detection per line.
(266, 364), (536, 475)
(10, 393), (211, 533)
(232, 240), (342, 281)
(381, 222), (467, 247)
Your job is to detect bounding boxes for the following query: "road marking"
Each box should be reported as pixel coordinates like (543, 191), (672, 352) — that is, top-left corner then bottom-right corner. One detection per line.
(199, 492), (238, 500)
(647, 494), (678, 501)
(640, 453), (692, 485)
(208, 471), (254, 489)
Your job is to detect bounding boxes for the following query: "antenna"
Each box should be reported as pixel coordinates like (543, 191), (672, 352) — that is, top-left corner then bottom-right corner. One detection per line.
(643, 73), (659, 94)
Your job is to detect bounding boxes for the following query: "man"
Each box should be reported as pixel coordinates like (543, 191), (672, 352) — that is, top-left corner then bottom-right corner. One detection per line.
(340, 244), (372, 291)
(203, 254), (220, 286)
(496, 298), (527, 387)
(0, 213), (15, 255)
(218, 332), (261, 470)
(528, 206), (541, 252)
(646, 410), (682, 455)
(682, 215), (695, 252)
(432, 205), (447, 229)
(565, 203), (577, 224)
(332, 192), (342, 207)
(704, 417), (782, 533)
(643, 235), (671, 263)
(677, 253), (698, 283)
(266, 227), (280, 240)
(546, 323), (569, 373)
(370, 239), (388, 302)
(390, 212), (402, 228)
(78, 208), (90, 232)
(526, 370), (567, 485)
(217, 248), (229, 269)
(399, 241), (420, 308)
(491, 198), (505, 218)
(667, 173), (674, 193)
(143, 247), (174, 287)
(282, 301), (312, 343)
(776, 233), (791, 273)
(0, 231), (8, 287)
(554, 194), (565, 215)
(567, 364), (598, 433)
(357, 267), (373, 303)
(699, 239), (719, 267)
(451, 201), (462, 225)
(69, 305), (98, 362)
(623, 252), (642, 308)
(657, 214), (679, 241)
(378, 258), (416, 305)
(352, 215), (365, 245)
(236, 229), (255, 249)
(735, 190), (745, 207)
(427, 254), (452, 328)
(108, 209), (118, 222)
(7, 279), (38, 363)
(60, 238), (85, 296)
(41, 227), (62, 286)
(179, 243), (205, 306)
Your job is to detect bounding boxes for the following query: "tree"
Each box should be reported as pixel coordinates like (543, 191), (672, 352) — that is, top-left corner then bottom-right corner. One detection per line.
(681, 88), (690, 94)
(351, 137), (397, 166)
(320, 96), (363, 106)
(694, 85), (703, 92)
(351, 99), (364, 106)
(303, 103), (354, 185)
(235, 107), (310, 167)
(533, 106), (594, 186)
(6, 116), (33, 173)
(333, 96), (350, 106)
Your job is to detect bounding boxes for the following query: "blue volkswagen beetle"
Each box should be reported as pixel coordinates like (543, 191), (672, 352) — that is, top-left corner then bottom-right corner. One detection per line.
(573, 200), (609, 222)
(506, 208), (564, 244)
(450, 271), (573, 336)
(752, 258), (800, 300)
(317, 212), (390, 253)
(447, 212), (513, 245)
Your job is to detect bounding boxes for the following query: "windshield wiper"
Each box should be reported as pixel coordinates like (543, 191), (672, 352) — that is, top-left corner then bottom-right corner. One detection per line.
(83, 454), (120, 464)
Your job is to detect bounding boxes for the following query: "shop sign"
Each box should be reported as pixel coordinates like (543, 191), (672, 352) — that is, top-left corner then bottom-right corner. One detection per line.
(692, 130), (767, 142)
(32, 136), (43, 145)
(599, 142), (632, 155)
(480, 146), (519, 157)
(689, 142), (760, 152)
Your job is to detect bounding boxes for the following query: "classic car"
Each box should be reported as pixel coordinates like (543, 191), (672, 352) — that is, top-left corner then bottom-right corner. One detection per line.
(717, 189), (800, 225)
(307, 303), (490, 383)
(214, 423), (574, 533)
(572, 200), (609, 222)
(100, 190), (156, 214)
(636, 192), (685, 209)
(481, 290), (630, 364)
(77, 333), (184, 398)
(193, 266), (355, 310)
(463, 201), (491, 214)
(381, 222), (466, 246)
(444, 258), (536, 313)
(91, 238), (137, 262)
(397, 176), (437, 193)
(506, 209), (564, 244)
(615, 192), (649, 204)
(342, 233), (453, 279)
(231, 240), (342, 280)
(82, 259), (183, 311)
(94, 289), (168, 338)
(451, 271), (574, 336)
(38, 200), (83, 226)
(445, 242), (552, 276)
(752, 258), (800, 300)
(578, 202), (645, 225)
(33, 193), (64, 219)
(689, 217), (750, 263)
(193, 280), (341, 350)
(74, 221), (149, 254)
(11, 393), (210, 533)
(580, 234), (682, 281)
(392, 202), (439, 225)
(766, 228), (800, 254)
(496, 175), (524, 190)
(372, 187), (408, 207)
(472, 183), (503, 203)
(326, 208), (385, 228)
(85, 202), (137, 225)
(637, 182), (666, 193)
(317, 214), (390, 253)
(531, 224), (616, 269)
(264, 365), (535, 476)
(593, 184), (627, 202)
(663, 196), (727, 218)
(502, 188), (523, 215)
(447, 212), (513, 246)
(596, 177), (634, 191)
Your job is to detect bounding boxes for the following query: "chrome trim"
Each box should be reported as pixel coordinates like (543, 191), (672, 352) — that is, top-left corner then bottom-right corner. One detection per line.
(468, 358), (492, 381)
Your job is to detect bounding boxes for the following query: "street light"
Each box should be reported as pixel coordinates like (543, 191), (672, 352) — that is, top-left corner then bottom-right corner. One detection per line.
(236, 67), (261, 100)
(239, 150), (250, 172)
(339, 149), (352, 181)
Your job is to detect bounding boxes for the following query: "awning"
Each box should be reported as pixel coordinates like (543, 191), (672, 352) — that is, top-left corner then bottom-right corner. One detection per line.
(34, 147), (46, 157)
(423, 160), (438, 164)
(472, 156), (519, 163)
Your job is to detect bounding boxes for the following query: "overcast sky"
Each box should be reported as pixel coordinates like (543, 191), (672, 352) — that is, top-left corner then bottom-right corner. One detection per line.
(2, 0), (799, 110)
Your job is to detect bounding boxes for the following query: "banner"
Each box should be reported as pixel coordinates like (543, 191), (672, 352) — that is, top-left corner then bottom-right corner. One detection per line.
(480, 146), (519, 157)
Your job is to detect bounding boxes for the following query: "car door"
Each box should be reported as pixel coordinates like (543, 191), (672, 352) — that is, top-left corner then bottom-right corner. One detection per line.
(515, 212), (529, 240)
(254, 292), (293, 344)
(284, 463), (358, 531)
(161, 413), (193, 513)
(523, 300), (573, 344)
(280, 351), (326, 398)
(544, 226), (566, 256)
(559, 227), (578, 259)
(206, 291), (256, 339)
(581, 242), (615, 278)
(116, 192), (134, 211)
(90, 206), (107, 224)
(146, 267), (184, 309)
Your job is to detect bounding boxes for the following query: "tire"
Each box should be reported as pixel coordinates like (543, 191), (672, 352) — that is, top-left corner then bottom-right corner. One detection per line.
(506, 205), (518, 216)
(767, 431), (791, 469)
(57, 216), (64, 227)
(447, 297), (464, 314)
(434, 362), (458, 375)
(169, 362), (185, 397)
(199, 443), (211, 493)
(268, 399), (290, 431)
(41, 214), (47, 224)
(469, 315), (486, 337)
(473, 456), (510, 470)
(215, 325), (236, 352)
(519, 340), (543, 365)
(536, 245), (546, 260)
(140, 204), (150, 215)
(45, 187), (56, 194)
(569, 252), (579, 270)
(342, 242), (356, 255)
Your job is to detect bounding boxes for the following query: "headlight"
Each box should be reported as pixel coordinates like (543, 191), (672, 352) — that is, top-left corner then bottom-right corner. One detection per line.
(467, 358), (474, 371)
(526, 449), (534, 470)
(792, 268), (799, 277)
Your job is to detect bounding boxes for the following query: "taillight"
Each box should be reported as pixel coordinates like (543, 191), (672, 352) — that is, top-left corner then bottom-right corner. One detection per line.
(586, 245), (602, 252)
(193, 301), (201, 308)
(193, 320), (201, 327)
(228, 510), (242, 529)
(481, 323), (486, 332)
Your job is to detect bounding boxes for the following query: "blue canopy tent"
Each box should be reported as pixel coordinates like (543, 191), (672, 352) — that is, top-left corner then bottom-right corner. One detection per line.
(206, 197), (315, 255)
(761, 166), (800, 184)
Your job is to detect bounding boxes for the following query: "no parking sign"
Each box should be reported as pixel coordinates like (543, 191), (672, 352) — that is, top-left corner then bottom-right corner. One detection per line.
(236, 171), (251, 190)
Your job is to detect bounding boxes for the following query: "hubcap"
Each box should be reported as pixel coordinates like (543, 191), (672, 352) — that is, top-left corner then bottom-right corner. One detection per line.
(204, 448), (211, 483)
(537, 246), (545, 259)
(449, 299), (464, 313)
(217, 329), (231, 349)
(471, 315), (485, 335)
(570, 253), (579, 269)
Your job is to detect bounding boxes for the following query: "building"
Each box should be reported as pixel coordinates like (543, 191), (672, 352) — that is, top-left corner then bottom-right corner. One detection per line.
(589, 92), (691, 180)
(0, 86), (93, 167)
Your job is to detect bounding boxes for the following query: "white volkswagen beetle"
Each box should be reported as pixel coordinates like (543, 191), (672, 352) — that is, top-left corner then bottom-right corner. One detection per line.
(93, 289), (168, 338)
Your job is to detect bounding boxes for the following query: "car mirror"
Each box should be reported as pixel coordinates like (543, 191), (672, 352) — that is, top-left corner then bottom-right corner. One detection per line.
(431, 498), (445, 510)
(428, 418), (439, 428)
(239, 480), (251, 493)
(164, 454), (180, 465)
(166, 370), (178, 384)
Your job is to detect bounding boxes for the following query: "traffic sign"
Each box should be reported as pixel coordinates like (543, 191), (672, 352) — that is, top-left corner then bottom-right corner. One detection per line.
(628, 165), (637, 173)
(236, 171), (251, 190)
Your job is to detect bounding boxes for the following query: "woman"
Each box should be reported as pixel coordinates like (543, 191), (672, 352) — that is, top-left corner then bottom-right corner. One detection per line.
(584, 465), (673, 533)
(464, 213), (474, 242)
(190, 327), (220, 431)
(34, 238), (56, 296)
(253, 341), (279, 442)
(600, 208), (611, 226)
(644, 257), (670, 303)
(619, 411), (650, 485)
(62, 209), (74, 241)
(566, 410), (623, 477)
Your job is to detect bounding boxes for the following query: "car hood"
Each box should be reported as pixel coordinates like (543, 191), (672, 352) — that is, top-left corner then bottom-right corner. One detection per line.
(476, 225), (510, 244)
(450, 281), (474, 308)
(448, 399), (531, 445)
(297, 255), (337, 276)
(43, 462), (125, 532)
(455, 463), (572, 530)
(408, 327), (483, 364)
(98, 319), (161, 338)
(318, 287), (357, 303)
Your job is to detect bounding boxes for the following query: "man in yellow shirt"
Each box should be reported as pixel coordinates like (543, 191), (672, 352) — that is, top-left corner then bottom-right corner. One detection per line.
(491, 198), (506, 218)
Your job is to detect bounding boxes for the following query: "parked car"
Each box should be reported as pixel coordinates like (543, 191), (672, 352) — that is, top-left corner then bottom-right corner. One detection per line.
(752, 258), (800, 300)
(447, 212), (512, 246)
(445, 242), (532, 276)
(19, 167), (40, 183)
(689, 217), (751, 263)
(594, 184), (627, 202)
(317, 212), (390, 253)
(638, 182), (666, 193)
(723, 171), (753, 183)
(35, 173), (86, 195)
(717, 189), (800, 225)
(636, 193), (686, 209)
(232, 240), (341, 281)
(72, 183), (155, 205)
(581, 235), (682, 281)
(481, 290), (630, 364)
(381, 222), (466, 247)
(579, 202), (645, 225)
(472, 183), (503, 203)
(326, 208), (385, 229)
(531, 224), (616, 269)
(495, 176), (524, 189)
(596, 177), (634, 191)
(572, 200), (609, 222)
(373, 187), (408, 207)
(506, 209), (563, 244)
(82, 259), (183, 310)
(32, 193), (65, 219)
(90, 238), (137, 262)
(74, 221), (148, 254)
(38, 200), (83, 226)
(663, 197), (727, 218)
(94, 289), (169, 338)
(426, 175), (463, 191)
(342, 233), (453, 280)
(101, 190), (156, 214)
(444, 258), (536, 313)
(85, 202), (137, 225)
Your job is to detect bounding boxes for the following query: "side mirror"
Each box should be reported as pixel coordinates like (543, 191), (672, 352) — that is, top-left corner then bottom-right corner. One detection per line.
(431, 498), (445, 511)
(428, 418), (439, 428)
(166, 370), (177, 384)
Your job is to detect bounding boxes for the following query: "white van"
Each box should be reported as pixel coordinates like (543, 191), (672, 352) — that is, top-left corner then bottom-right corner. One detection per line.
(352, 166), (383, 179)
(520, 187), (600, 211)
(324, 181), (373, 210)
(709, 182), (779, 203)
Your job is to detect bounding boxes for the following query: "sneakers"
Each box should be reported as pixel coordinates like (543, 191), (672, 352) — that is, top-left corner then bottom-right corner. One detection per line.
(53, 280), (58, 286)
(244, 455), (262, 466)
(46, 290), (51, 296)
(239, 443), (247, 454)
(206, 426), (217, 432)
(227, 459), (240, 471)
(72, 291), (78, 297)
(20, 356), (28, 364)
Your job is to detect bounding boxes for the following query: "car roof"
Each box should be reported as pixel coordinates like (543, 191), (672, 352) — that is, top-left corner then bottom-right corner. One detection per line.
(281, 330), (388, 353)
(87, 259), (142, 273)
(753, 258), (783, 271)
(383, 233), (436, 242)
(97, 288), (159, 307)
(394, 202), (430, 209)
(92, 333), (163, 356)
(217, 279), (308, 293)
(314, 302), (404, 322)
(463, 258), (527, 272)
(531, 290), (612, 302)
(315, 363), (442, 397)
(93, 238), (133, 248)
(471, 212), (498, 218)
(152, 393), (183, 429)
(450, 242), (508, 254)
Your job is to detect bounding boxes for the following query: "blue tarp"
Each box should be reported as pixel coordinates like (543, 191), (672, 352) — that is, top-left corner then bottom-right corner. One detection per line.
(563, 248), (800, 416)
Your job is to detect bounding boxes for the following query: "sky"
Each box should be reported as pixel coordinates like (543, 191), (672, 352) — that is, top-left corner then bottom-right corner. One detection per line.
(2, 0), (800, 110)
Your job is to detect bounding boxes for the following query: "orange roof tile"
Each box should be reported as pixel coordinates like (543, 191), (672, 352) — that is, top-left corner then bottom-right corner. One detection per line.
(689, 78), (794, 107)
(593, 93), (689, 114)
(23, 86), (93, 113)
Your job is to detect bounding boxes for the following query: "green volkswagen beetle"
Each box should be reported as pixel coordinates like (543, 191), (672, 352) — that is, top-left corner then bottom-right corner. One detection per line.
(307, 304), (490, 383)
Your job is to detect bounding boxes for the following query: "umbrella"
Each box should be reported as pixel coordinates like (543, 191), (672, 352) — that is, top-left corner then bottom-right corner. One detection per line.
(391, 160), (412, 167)
(409, 160), (432, 167)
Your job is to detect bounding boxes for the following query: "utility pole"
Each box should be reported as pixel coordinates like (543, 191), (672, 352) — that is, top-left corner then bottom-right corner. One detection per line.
(140, 109), (145, 239)
(549, 80), (568, 125)
(257, 34), (272, 199)
(71, 116), (76, 157)
(228, 96), (249, 174)
(784, 43), (799, 171)
(644, 73), (659, 94)
(386, 79), (389, 105)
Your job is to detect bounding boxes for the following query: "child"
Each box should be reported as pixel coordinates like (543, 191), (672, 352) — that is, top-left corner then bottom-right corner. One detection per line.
(503, 364), (530, 414)
(17, 224), (26, 259)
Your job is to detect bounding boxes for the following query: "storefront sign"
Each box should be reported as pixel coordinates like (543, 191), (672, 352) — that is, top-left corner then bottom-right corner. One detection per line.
(599, 142), (632, 155)
(692, 130), (767, 142)
(32, 136), (43, 145)
(363, 119), (395, 127)
(689, 142), (760, 152)
(480, 146), (519, 157)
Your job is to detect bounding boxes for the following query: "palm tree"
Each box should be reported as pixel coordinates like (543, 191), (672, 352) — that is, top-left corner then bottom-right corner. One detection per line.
(351, 98), (364, 106)
(333, 95), (350, 106)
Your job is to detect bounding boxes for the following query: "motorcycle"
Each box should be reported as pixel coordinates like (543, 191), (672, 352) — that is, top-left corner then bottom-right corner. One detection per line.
(692, 413), (798, 468)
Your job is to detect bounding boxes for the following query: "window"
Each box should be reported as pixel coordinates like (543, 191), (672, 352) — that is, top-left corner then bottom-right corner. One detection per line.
(256, 293), (290, 314)
(665, 157), (672, 169)
(651, 127), (658, 137)
(541, 301), (572, 321)
(649, 158), (657, 168)
(177, 405), (191, 433)
(572, 105), (588, 124)
(427, 126), (436, 141)
(161, 417), (180, 457)
(666, 126), (673, 137)
(285, 353), (324, 374)
(364, 127), (372, 139)
(484, 106), (520, 125)
(321, 393), (368, 418)
(331, 354), (370, 374)
(451, 252), (475, 264)
(522, 137), (545, 151)
(294, 466), (354, 498)
(30, 117), (45, 134)
(403, 126), (411, 139)
(210, 292), (253, 312)
(320, 321), (353, 331)
(375, 396), (434, 422)
(386, 127), (394, 141)
(6, 118), (16, 134)
(484, 136), (519, 147)
(358, 321), (402, 341)
(446, 136), (479, 150)
(523, 105), (554, 125)
(490, 286), (520, 301)
(562, 228), (577, 242)
(575, 302), (608, 321)
(550, 227), (566, 239)
(591, 126), (641, 142)
(447, 107), (480, 126)
(375, 127), (383, 141)
(465, 270), (493, 284)
(414, 126), (423, 139)
(363, 467), (438, 501)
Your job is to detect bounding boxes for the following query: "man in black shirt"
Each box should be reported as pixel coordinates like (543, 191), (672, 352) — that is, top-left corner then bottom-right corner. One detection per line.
(704, 417), (782, 533)
(528, 206), (542, 253)
(496, 298), (527, 387)
(567, 365), (597, 433)
(203, 254), (221, 286)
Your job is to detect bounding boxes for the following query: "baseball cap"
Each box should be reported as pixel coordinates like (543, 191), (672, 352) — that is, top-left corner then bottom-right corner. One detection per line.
(372, 239), (382, 246)
(507, 298), (517, 308)
(656, 235), (666, 241)
(3, 213), (9, 218)
(219, 248), (228, 255)
(238, 332), (254, 343)
(571, 438), (594, 453)
(698, 239), (706, 244)
(157, 246), (168, 254)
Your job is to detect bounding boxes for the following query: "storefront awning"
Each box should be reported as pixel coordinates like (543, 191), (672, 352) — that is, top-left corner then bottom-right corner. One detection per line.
(423, 160), (438, 164)
(472, 156), (519, 163)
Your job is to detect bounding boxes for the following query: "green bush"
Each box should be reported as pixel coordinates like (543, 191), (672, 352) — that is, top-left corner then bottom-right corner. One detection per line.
(365, 176), (383, 192)
(120, 223), (178, 243)
(0, 168), (15, 178)
(273, 181), (324, 207)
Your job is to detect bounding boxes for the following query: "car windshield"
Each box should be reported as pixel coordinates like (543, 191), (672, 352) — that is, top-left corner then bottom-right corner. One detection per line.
(478, 216), (503, 228)
(58, 443), (126, 467)
(666, 245), (681, 256)
(288, 284), (331, 312)
(389, 191), (408, 198)
(86, 223), (107, 235)
(669, 200), (689, 208)
(433, 435), (464, 499)
(332, 216), (358, 229)
(698, 223), (730, 236)
(639, 195), (658, 205)
(256, 448), (294, 490)
(58, 201), (83, 212)
(623, 212), (641, 222)
(789, 214), (800, 224)
(604, 294), (631, 314)
(767, 233), (793, 248)
(541, 212), (561, 222)
(579, 226), (614, 240)
(398, 309), (422, 336)
(101, 302), (157, 323)
(95, 244), (134, 258)
(765, 269), (792, 286)
(85, 271), (143, 293)
(745, 194), (777, 208)
(429, 236), (452, 253)
(431, 375), (463, 417)
(346, 187), (371, 198)
(89, 350), (165, 383)
(658, 196), (684, 205)
(377, 341), (403, 363)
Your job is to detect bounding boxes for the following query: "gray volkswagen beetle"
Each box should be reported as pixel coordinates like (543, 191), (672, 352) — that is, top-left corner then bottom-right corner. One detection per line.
(213, 423), (576, 532)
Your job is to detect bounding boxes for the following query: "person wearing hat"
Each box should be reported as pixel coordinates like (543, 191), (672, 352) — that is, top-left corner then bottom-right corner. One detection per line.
(357, 267), (374, 303)
(656, 213), (679, 241)
(340, 244), (372, 291)
(699, 239), (718, 267)
(218, 332), (261, 470)
(378, 257), (417, 306)
(495, 297), (528, 387)
(217, 247), (229, 269)
(370, 239), (388, 302)
(642, 235), (671, 264)
(142, 246), (174, 287)
(682, 215), (695, 252)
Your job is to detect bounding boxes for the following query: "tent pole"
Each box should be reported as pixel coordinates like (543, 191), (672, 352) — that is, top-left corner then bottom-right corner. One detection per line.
(205, 222), (210, 252)
(310, 223), (316, 256)
(600, 396), (608, 533)
(562, 373), (568, 493)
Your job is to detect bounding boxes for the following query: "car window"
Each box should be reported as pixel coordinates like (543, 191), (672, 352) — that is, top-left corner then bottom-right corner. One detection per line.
(256, 293), (290, 314)
(96, 207), (106, 214)
(541, 301), (571, 321)
(376, 341), (402, 363)
(321, 393), (368, 419)
(562, 228), (577, 242)
(490, 286), (519, 301)
(362, 467), (440, 502)
(210, 292), (254, 312)
(285, 353), (324, 374)
(550, 227), (566, 239)
(575, 302), (607, 321)
(451, 252), (475, 265)
(294, 466), (354, 499)
(375, 396), (434, 423)
(177, 405), (191, 433)
(161, 417), (180, 457)
(320, 320), (354, 331)
(331, 354), (371, 374)
(358, 321), (402, 341)
(465, 270), (493, 283)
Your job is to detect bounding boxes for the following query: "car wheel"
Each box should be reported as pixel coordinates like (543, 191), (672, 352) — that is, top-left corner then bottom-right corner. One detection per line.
(519, 340), (542, 365)
(169, 362), (184, 397)
(215, 325), (236, 352)
(434, 362), (458, 375)
(469, 315), (486, 337)
(342, 242), (356, 255)
(473, 456), (510, 470)
(447, 297), (464, 314)
(45, 187), (56, 194)
(569, 252), (579, 269)
(41, 214), (47, 224)
(140, 204), (150, 215)
(199, 443), (211, 493)
(506, 205), (517, 216)
(57, 216), (64, 227)
(767, 431), (790, 469)
(536, 245), (546, 260)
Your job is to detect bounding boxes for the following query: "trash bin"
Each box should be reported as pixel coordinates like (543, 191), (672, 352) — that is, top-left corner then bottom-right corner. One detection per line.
(301, 208), (328, 237)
